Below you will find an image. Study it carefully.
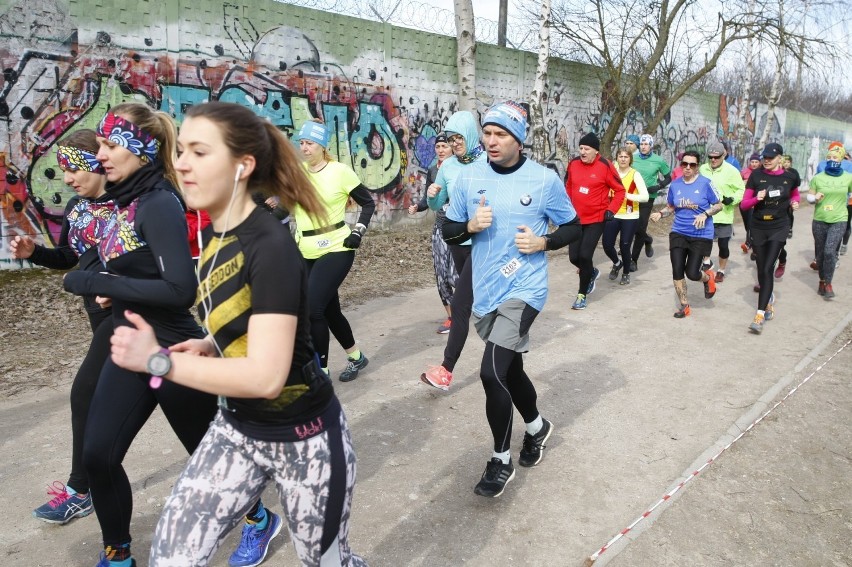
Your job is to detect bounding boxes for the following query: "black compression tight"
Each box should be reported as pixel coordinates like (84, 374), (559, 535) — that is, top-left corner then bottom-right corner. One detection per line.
(306, 251), (357, 368)
(754, 240), (785, 310)
(442, 245), (473, 372)
(669, 247), (706, 281)
(717, 237), (731, 260)
(83, 359), (216, 547)
(569, 222), (605, 294)
(479, 342), (539, 454)
(67, 310), (112, 494)
(631, 200), (655, 262)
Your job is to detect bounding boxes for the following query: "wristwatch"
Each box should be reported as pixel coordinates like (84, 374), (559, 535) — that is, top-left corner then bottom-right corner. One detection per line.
(146, 348), (172, 377)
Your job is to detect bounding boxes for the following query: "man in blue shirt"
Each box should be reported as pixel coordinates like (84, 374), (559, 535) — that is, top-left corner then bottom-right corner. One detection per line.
(443, 101), (580, 498)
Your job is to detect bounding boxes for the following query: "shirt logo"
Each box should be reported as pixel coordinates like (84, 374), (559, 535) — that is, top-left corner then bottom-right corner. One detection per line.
(520, 194), (532, 206)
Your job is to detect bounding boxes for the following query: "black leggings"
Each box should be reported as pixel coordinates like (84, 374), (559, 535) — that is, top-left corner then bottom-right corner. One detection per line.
(740, 207), (753, 247)
(631, 200), (655, 262)
(670, 247), (705, 281)
(717, 237), (731, 259)
(83, 359), (217, 547)
(754, 239), (785, 310)
(479, 342), (539, 453)
(602, 218), (638, 275)
(67, 310), (113, 494)
(569, 222), (605, 294)
(306, 251), (357, 368)
(443, 245), (473, 372)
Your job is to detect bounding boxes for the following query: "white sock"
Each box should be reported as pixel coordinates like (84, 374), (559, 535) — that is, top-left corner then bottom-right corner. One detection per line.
(526, 415), (543, 436)
(492, 450), (511, 464)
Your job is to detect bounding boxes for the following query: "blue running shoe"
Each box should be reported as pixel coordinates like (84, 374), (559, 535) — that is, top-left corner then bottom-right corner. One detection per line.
(229, 512), (283, 567)
(586, 267), (600, 295)
(95, 548), (135, 567)
(571, 294), (587, 310)
(339, 353), (369, 382)
(32, 481), (93, 524)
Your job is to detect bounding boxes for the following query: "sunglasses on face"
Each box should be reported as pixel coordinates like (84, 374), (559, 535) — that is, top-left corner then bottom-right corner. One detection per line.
(681, 161), (699, 168)
(708, 155), (723, 160)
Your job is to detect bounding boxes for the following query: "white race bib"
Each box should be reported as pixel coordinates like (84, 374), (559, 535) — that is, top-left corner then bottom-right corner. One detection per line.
(316, 239), (331, 249)
(500, 257), (521, 278)
(579, 186), (590, 194)
(768, 189), (781, 198)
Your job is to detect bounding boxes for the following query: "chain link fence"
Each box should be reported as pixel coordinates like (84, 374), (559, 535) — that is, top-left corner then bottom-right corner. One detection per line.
(273, 0), (537, 50)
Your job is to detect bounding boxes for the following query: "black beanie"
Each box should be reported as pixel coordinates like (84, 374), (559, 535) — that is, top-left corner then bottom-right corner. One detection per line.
(579, 132), (600, 152)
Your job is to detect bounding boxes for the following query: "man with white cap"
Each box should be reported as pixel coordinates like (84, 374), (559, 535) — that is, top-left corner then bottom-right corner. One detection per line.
(631, 134), (672, 267)
(443, 101), (580, 498)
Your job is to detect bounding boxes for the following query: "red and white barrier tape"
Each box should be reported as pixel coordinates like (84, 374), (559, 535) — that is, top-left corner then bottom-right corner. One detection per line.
(585, 337), (852, 566)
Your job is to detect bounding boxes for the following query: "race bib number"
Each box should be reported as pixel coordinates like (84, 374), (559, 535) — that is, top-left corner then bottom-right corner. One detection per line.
(768, 189), (781, 198)
(500, 257), (521, 278)
(579, 186), (590, 195)
(824, 204), (834, 211)
(316, 239), (331, 249)
(627, 205), (633, 214)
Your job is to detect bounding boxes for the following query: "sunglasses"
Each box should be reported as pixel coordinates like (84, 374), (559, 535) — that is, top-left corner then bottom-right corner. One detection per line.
(680, 161), (699, 168)
(708, 155), (723, 160)
(447, 134), (464, 145)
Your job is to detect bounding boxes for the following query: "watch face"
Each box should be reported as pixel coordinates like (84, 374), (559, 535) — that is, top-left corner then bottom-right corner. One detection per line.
(147, 352), (171, 376)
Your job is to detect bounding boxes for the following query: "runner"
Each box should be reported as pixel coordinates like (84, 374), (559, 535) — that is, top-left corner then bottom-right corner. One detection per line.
(442, 101), (580, 497)
(630, 134), (672, 270)
(602, 146), (649, 286)
(294, 120), (376, 382)
(420, 110), (487, 391)
(698, 141), (745, 283)
(739, 153), (761, 254)
(739, 142), (801, 334)
(408, 133), (457, 333)
(108, 101), (367, 567)
(650, 150), (721, 318)
(11, 130), (112, 525)
(807, 156), (852, 299)
(62, 103), (218, 567)
(564, 132), (625, 309)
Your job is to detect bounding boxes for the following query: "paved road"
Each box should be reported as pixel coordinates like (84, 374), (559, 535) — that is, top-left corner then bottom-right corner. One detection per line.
(3, 204), (850, 566)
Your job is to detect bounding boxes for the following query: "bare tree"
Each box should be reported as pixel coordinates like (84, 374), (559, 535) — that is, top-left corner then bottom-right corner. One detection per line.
(454, 0), (477, 114)
(542, 0), (758, 153)
(497, 0), (508, 47)
(529, 0), (552, 163)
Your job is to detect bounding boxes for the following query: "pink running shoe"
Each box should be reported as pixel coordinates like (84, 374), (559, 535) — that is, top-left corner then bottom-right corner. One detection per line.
(420, 365), (453, 391)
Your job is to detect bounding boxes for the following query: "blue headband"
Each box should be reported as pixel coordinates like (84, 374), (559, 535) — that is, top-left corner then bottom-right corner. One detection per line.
(298, 122), (330, 148)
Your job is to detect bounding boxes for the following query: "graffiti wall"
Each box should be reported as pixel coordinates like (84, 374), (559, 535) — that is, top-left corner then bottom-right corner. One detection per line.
(1, 0), (850, 267)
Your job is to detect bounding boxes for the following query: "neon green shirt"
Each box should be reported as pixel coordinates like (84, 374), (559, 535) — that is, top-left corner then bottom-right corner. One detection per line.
(810, 172), (852, 224)
(294, 161), (361, 259)
(698, 161), (744, 225)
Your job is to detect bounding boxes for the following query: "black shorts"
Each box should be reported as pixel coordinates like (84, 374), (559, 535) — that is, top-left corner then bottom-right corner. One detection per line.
(669, 232), (712, 257)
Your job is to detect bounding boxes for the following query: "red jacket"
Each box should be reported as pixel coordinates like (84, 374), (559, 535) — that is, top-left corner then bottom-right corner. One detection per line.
(186, 208), (211, 259)
(565, 155), (625, 224)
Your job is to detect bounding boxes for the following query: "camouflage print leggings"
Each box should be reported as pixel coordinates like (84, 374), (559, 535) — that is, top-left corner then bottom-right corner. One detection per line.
(149, 408), (367, 567)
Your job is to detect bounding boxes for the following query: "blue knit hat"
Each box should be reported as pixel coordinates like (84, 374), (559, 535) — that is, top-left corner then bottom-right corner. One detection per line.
(482, 101), (528, 144)
(297, 121), (330, 148)
(626, 134), (640, 145)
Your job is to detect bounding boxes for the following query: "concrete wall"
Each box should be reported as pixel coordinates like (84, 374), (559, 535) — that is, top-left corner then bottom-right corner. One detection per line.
(1, 0), (850, 266)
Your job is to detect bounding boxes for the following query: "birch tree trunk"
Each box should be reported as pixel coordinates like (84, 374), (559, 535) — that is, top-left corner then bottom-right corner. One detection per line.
(529, 0), (552, 164)
(454, 0), (477, 114)
(759, 36), (785, 147)
(736, 0), (756, 156)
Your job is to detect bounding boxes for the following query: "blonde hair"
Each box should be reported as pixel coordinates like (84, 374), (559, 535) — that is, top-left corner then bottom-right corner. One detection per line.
(109, 102), (180, 189)
(616, 146), (634, 166)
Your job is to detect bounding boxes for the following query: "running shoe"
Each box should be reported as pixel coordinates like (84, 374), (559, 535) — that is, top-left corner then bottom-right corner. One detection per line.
(673, 304), (691, 319)
(703, 270), (717, 299)
(701, 258), (714, 272)
(753, 284), (760, 293)
(32, 481), (93, 525)
(774, 262), (786, 279)
(749, 312), (765, 334)
(630, 260), (638, 273)
(518, 419), (554, 467)
(824, 283), (835, 299)
(620, 273), (630, 285)
(338, 353), (369, 382)
(750, 251), (757, 261)
(571, 294), (587, 310)
(645, 240), (654, 258)
(420, 365), (453, 391)
(436, 318), (452, 334)
(841, 244), (848, 256)
(229, 512), (283, 567)
(765, 293), (775, 321)
(810, 259), (818, 271)
(740, 242), (750, 253)
(608, 262), (622, 280)
(95, 552), (136, 567)
(473, 458), (515, 498)
(587, 268), (600, 295)
(714, 271), (725, 283)
(818, 281), (826, 296)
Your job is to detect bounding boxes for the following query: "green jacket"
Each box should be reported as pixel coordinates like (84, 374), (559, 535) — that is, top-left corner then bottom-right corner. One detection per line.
(632, 152), (671, 196)
(698, 161), (744, 225)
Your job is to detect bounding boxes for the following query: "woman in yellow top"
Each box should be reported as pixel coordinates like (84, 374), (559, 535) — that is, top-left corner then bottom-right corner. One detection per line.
(602, 146), (649, 285)
(295, 121), (376, 382)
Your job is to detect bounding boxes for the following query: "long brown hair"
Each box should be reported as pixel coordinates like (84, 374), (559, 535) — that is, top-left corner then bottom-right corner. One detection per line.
(185, 101), (326, 223)
(59, 129), (99, 153)
(109, 102), (180, 189)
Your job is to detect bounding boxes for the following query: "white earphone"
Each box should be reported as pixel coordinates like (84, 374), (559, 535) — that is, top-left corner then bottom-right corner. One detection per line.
(235, 163), (245, 181)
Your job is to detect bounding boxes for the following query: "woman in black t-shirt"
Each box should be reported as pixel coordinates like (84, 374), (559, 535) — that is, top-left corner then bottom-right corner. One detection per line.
(110, 102), (367, 567)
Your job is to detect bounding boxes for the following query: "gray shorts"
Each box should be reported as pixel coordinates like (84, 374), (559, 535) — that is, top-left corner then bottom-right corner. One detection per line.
(714, 223), (733, 239)
(473, 299), (539, 353)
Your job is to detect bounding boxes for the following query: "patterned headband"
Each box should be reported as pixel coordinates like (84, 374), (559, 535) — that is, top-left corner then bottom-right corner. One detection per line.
(56, 145), (105, 174)
(96, 112), (160, 163)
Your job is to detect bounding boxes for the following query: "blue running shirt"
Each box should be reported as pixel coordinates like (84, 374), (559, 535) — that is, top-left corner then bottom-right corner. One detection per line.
(667, 175), (720, 239)
(447, 159), (576, 316)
